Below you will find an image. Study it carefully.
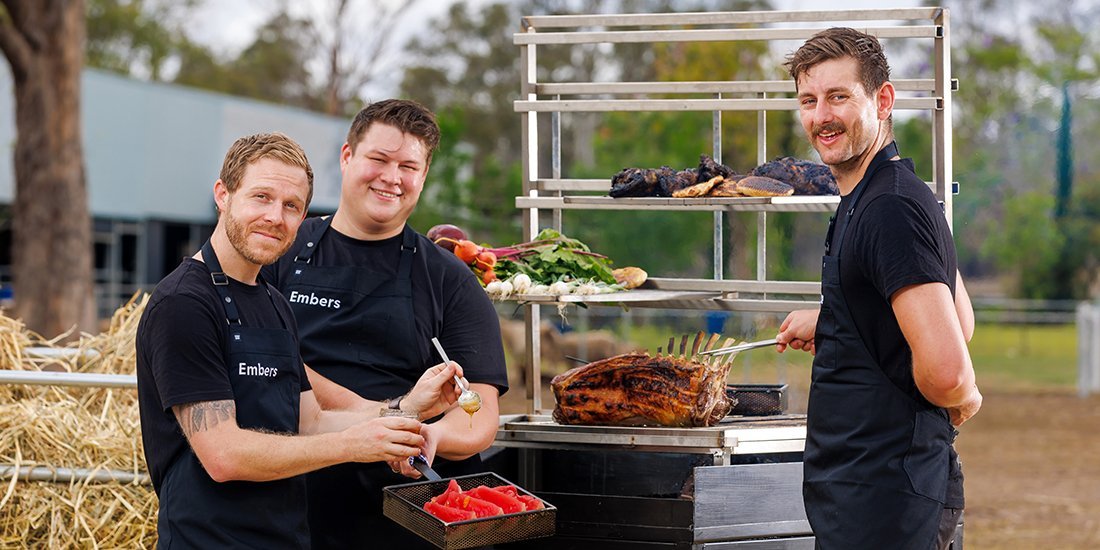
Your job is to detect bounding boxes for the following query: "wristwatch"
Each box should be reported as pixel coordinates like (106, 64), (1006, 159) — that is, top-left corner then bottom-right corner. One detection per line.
(387, 394), (404, 411)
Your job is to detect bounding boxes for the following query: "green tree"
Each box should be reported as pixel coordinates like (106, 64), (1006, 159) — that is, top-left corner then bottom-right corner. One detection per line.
(85, 0), (194, 80)
(981, 192), (1065, 299)
(923, 1), (1100, 297)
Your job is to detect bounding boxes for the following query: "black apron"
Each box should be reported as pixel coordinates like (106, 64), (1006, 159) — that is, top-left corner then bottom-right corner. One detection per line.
(284, 218), (425, 399)
(804, 142), (954, 550)
(156, 241), (308, 549)
(286, 220), (483, 549)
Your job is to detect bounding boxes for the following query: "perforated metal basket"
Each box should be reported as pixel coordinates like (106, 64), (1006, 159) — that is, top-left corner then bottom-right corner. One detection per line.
(726, 383), (789, 416)
(383, 472), (556, 550)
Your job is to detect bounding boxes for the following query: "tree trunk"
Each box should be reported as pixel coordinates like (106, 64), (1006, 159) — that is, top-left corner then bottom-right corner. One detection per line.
(1, 0), (95, 338)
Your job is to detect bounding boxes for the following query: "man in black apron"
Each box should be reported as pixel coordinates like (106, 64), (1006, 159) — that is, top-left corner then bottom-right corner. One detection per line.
(137, 133), (465, 549)
(774, 29), (983, 549)
(263, 100), (509, 548)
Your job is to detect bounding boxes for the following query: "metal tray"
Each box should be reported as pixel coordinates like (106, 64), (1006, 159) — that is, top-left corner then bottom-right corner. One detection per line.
(383, 472), (556, 550)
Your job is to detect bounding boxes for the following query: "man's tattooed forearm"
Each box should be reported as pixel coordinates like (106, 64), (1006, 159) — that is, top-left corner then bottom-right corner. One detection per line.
(175, 400), (236, 439)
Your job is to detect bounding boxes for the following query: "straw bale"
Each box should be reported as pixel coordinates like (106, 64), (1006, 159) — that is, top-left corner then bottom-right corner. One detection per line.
(1, 293), (157, 548)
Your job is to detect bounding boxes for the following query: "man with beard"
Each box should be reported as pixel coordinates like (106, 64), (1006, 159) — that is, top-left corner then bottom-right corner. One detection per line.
(773, 28), (982, 549)
(136, 132), (465, 548)
(262, 100), (509, 548)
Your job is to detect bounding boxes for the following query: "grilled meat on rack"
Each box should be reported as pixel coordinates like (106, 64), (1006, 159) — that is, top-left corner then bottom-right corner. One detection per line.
(551, 333), (739, 427)
(610, 166), (697, 197)
(750, 157), (838, 195)
(696, 154), (736, 183)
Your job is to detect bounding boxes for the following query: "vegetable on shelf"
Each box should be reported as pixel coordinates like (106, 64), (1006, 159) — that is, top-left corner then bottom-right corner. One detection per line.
(429, 226), (646, 297)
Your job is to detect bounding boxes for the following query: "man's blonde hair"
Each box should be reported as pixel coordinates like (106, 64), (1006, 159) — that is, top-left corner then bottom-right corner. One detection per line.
(219, 132), (314, 207)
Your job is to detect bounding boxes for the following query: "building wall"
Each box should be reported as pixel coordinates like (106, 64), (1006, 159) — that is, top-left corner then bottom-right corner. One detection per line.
(1, 66), (351, 318)
(1, 67), (346, 220)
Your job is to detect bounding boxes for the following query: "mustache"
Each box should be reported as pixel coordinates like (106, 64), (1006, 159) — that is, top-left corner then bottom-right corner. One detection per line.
(250, 224), (288, 242)
(812, 122), (846, 138)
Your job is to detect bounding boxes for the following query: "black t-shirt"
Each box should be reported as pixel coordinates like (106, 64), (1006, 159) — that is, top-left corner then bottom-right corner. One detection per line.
(262, 218), (509, 397)
(830, 157), (964, 507)
(136, 258), (311, 492)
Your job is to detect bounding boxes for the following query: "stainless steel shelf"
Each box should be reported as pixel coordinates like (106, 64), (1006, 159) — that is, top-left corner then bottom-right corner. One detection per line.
(516, 195), (839, 212)
(513, 7), (953, 412)
(521, 8), (942, 28)
(515, 97), (938, 113)
(514, 25), (939, 46)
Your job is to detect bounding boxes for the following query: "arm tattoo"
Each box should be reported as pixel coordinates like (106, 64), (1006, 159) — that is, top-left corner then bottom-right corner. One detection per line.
(174, 400), (236, 440)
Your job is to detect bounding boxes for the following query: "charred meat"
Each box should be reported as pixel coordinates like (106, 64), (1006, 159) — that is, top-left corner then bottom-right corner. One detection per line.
(609, 167), (659, 197)
(551, 352), (734, 427)
(660, 168), (698, 196)
(696, 155), (737, 183)
(750, 157), (838, 195)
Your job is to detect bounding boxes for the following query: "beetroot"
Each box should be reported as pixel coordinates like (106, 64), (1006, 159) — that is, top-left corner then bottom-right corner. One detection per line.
(427, 224), (468, 252)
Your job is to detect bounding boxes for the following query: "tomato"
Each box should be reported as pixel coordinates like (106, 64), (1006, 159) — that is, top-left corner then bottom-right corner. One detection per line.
(424, 501), (476, 523)
(469, 485), (526, 514)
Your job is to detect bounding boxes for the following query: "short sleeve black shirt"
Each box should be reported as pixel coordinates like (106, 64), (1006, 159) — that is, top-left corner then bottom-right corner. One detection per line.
(830, 157), (963, 507)
(262, 219), (509, 398)
(136, 258), (310, 492)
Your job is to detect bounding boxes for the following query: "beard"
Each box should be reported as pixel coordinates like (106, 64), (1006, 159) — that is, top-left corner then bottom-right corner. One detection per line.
(224, 205), (292, 266)
(810, 118), (877, 176)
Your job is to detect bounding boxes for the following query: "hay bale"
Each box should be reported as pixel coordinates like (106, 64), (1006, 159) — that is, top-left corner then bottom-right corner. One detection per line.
(0, 293), (156, 548)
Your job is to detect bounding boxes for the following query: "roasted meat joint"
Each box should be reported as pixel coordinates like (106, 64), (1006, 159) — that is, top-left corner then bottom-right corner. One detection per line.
(550, 335), (741, 427)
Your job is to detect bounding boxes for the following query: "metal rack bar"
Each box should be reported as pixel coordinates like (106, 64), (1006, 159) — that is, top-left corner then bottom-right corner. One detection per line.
(515, 196), (839, 212)
(934, 8), (954, 228)
(0, 369), (137, 388)
(532, 78), (957, 95)
(514, 25), (939, 46)
(515, 97), (938, 112)
(521, 8), (942, 29)
(0, 465), (150, 485)
(531, 178), (943, 193)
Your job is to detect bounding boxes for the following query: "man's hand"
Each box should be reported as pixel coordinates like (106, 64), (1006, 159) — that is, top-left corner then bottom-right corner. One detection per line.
(776, 308), (820, 355)
(390, 420), (440, 479)
(947, 387), (982, 427)
(342, 416), (425, 464)
(401, 361), (464, 419)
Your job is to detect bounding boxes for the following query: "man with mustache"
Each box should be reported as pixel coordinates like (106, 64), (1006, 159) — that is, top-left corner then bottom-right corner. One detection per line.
(774, 29), (982, 549)
(262, 100), (509, 548)
(136, 132), (464, 548)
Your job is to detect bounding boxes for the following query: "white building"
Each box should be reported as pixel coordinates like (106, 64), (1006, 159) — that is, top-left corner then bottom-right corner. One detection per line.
(1, 68), (348, 318)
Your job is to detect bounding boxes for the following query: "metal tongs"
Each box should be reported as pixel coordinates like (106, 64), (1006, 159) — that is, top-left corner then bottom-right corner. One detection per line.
(696, 338), (779, 357)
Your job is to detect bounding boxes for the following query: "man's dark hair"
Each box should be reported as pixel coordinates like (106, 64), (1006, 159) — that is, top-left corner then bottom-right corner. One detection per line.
(346, 99), (441, 164)
(785, 27), (891, 96)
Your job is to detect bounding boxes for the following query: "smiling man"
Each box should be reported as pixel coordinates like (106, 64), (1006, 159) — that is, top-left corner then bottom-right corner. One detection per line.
(263, 100), (509, 548)
(136, 133), (465, 548)
(773, 29), (982, 549)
